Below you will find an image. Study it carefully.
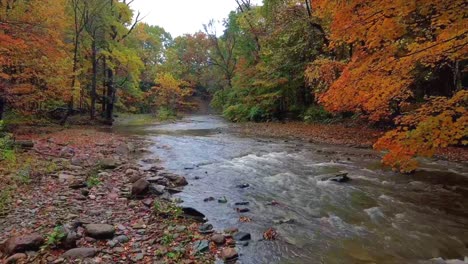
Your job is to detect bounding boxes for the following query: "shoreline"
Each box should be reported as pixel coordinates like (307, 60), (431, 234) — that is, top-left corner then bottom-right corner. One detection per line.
(0, 126), (220, 263)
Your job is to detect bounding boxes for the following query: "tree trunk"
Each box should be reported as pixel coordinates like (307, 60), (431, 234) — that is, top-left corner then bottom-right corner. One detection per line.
(0, 97), (4, 120)
(90, 38), (97, 119)
(102, 57), (107, 113)
(105, 67), (114, 123)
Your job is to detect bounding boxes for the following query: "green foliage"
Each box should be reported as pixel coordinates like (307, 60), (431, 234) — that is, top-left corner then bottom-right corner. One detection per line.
(303, 105), (333, 123)
(156, 107), (177, 121)
(153, 201), (183, 219)
(161, 234), (174, 245)
(43, 226), (66, 250)
(0, 187), (13, 216)
(15, 164), (32, 185)
(86, 174), (101, 188)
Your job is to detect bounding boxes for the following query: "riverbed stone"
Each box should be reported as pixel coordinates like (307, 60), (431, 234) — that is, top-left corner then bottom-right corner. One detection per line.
(198, 223), (213, 234)
(149, 184), (166, 195)
(85, 224), (115, 239)
(161, 173), (188, 186)
(5, 253), (27, 263)
(182, 207), (205, 222)
(62, 248), (97, 259)
(1, 234), (44, 255)
(192, 240), (209, 253)
(221, 248), (238, 261)
(211, 234), (225, 245)
(100, 158), (118, 169)
(233, 231), (251, 241)
(131, 179), (150, 196)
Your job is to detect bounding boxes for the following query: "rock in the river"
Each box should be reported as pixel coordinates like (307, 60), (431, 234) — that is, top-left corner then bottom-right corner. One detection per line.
(211, 234), (225, 245)
(131, 179), (150, 196)
(5, 253), (27, 263)
(192, 240), (209, 253)
(236, 183), (250, 189)
(149, 184), (166, 195)
(236, 208), (250, 213)
(198, 223), (213, 234)
(234, 201), (250, 206)
(85, 224), (115, 239)
(182, 207), (206, 222)
(221, 248), (239, 261)
(1, 234), (44, 255)
(100, 158), (118, 170)
(233, 232), (251, 241)
(161, 173), (188, 186)
(62, 248), (97, 259)
(203, 197), (215, 202)
(328, 173), (350, 183)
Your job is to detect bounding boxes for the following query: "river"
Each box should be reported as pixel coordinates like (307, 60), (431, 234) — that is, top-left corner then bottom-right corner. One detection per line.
(117, 114), (468, 264)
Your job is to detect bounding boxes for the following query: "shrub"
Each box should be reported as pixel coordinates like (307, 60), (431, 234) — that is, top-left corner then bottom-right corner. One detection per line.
(156, 107), (176, 121)
(303, 105), (333, 123)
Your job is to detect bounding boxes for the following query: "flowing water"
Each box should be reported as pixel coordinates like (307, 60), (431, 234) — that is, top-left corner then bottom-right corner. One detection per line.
(117, 115), (468, 264)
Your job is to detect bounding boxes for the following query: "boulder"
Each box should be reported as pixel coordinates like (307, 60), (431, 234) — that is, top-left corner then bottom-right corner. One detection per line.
(147, 176), (170, 186)
(62, 248), (97, 259)
(182, 207), (206, 222)
(85, 224), (115, 239)
(211, 234), (225, 245)
(1, 234), (44, 255)
(221, 248), (239, 261)
(129, 174), (143, 184)
(131, 179), (150, 196)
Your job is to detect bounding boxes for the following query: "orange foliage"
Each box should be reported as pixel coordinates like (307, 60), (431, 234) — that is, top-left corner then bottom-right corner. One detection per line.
(312, 0), (467, 121)
(147, 73), (194, 111)
(0, 0), (72, 112)
(310, 0), (467, 171)
(375, 90), (467, 173)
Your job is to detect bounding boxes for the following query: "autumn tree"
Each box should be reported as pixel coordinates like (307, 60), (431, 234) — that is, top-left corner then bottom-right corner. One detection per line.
(0, 0), (72, 119)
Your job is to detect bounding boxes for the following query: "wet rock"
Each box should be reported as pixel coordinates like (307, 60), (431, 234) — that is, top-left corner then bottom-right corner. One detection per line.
(203, 197), (215, 202)
(1, 234), (44, 255)
(221, 248), (239, 261)
(85, 224), (115, 239)
(5, 253), (27, 263)
(166, 187), (183, 194)
(62, 248), (97, 259)
(149, 184), (166, 195)
(192, 240), (209, 253)
(218, 197), (228, 204)
(198, 223), (214, 234)
(161, 173), (188, 186)
(236, 183), (250, 189)
(236, 208), (250, 213)
(273, 218), (295, 225)
(131, 179), (150, 196)
(327, 173), (350, 183)
(234, 201), (250, 206)
(182, 207), (206, 222)
(211, 234), (225, 245)
(233, 232), (251, 241)
(100, 158), (118, 170)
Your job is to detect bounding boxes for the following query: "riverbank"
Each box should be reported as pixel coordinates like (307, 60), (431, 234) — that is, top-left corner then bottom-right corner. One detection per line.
(0, 126), (220, 263)
(234, 121), (468, 163)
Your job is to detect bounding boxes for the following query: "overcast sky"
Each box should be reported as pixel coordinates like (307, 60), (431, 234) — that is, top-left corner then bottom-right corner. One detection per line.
(130, 0), (262, 37)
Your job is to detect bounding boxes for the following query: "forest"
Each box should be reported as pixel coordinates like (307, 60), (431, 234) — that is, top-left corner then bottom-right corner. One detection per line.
(1, 0), (466, 171)
(0, 0), (467, 263)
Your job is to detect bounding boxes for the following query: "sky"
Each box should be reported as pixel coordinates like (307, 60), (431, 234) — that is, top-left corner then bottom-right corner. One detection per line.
(130, 0), (262, 37)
